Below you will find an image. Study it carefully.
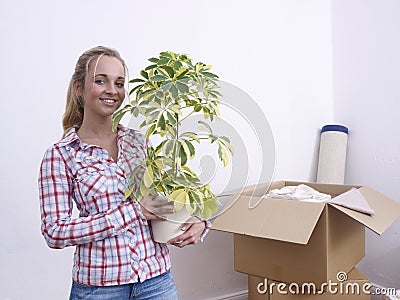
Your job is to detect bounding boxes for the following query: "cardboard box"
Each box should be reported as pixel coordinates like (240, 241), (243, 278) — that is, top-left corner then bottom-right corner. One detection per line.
(248, 268), (370, 300)
(213, 181), (400, 285)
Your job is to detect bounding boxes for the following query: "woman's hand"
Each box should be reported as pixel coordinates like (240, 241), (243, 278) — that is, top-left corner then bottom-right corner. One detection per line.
(139, 195), (174, 221)
(167, 216), (206, 248)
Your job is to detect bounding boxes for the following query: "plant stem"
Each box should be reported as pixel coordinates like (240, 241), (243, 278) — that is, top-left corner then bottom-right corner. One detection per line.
(180, 109), (196, 123)
(172, 112), (179, 179)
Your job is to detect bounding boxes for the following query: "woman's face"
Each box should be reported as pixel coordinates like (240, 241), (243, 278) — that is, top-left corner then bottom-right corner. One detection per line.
(79, 55), (126, 118)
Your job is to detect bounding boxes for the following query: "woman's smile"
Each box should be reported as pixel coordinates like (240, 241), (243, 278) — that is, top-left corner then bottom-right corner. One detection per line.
(100, 97), (118, 105)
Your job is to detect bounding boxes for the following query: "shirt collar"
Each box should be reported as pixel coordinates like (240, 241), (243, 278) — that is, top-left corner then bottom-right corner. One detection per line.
(57, 127), (80, 147)
(117, 124), (129, 140)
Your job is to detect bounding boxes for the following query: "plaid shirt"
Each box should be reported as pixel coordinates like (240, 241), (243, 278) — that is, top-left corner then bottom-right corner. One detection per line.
(38, 126), (170, 286)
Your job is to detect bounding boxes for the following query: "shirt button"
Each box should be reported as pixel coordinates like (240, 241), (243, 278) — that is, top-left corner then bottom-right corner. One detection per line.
(132, 253), (139, 260)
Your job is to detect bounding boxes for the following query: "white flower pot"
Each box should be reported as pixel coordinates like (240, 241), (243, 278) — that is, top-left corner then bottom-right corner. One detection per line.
(151, 208), (191, 243)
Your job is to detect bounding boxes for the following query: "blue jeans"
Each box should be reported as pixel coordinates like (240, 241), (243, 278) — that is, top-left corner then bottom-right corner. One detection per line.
(69, 271), (178, 300)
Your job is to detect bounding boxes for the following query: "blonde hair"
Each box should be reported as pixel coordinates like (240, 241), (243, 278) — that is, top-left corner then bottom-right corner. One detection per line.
(62, 46), (127, 136)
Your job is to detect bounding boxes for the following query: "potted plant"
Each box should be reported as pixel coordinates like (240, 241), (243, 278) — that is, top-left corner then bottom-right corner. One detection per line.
(112, 50), (233, 242)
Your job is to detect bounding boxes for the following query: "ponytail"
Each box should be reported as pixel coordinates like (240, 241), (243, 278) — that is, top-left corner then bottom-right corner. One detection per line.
(62, 79), (84, 136)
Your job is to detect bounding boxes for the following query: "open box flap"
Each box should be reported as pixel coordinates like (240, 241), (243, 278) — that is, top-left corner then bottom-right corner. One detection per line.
(329, 186), (400, 235)
(218, 181), (281, 198)
(212, 194), (325, 244)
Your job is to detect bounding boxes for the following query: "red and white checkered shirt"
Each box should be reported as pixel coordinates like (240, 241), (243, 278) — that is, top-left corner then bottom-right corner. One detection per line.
(38, 126), (170, 286)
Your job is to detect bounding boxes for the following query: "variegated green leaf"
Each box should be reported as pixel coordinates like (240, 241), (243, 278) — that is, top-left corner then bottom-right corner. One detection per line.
(124, 185), (133, 199)
(182, 140), (195, 158)
(169, 104), (182, 115)
(176, 81), (189, 93)
(173, 60), (182, 70)
(156, 114), (166, 131)
(151, 74), (168, 82)
(145, 124), (156, 138)
(198, 120), (212, 133)
(143, 166), (154, 188)
(140, 70), (149, 79)
(180, 132), (200, 143)
(217, 144), (229, 167)
(112, 104), (132, 131)
(160, 66), (174, 78)
(185, 193), (196, 215)
(179, 144), (187, 166)
(163, 139), (175, 157)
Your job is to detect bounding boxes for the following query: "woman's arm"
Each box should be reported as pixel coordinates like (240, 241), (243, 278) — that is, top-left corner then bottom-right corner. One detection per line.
(167, 216), (211, 247)
(38, 146), (146, 249)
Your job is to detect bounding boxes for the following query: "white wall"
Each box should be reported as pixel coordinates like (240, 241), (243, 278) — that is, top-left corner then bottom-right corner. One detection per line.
(0, 0), (333, 299)
(332, 0), (400, 289)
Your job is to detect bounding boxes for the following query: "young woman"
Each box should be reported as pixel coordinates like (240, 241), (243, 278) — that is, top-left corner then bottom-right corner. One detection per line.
(38, 46), (207, 300)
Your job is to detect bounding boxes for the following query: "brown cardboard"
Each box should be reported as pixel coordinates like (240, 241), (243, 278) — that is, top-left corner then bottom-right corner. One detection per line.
(213, 181), (400, 285)
(248, 268), (370, 300)
(331, 186), (400, 234)
(216, 194), (325, 244)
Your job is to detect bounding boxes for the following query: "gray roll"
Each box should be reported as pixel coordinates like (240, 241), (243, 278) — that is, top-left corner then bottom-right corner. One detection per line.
(316, 124), (349, 184)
